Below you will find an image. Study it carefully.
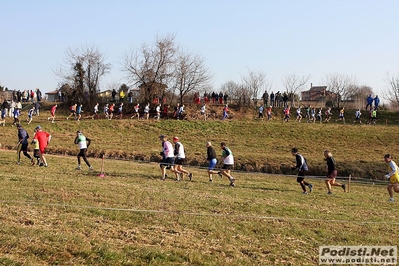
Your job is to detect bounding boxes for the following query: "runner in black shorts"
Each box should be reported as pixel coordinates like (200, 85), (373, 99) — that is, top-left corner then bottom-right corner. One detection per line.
(291, 147), (313, 194)
(172, 136), (193, 181)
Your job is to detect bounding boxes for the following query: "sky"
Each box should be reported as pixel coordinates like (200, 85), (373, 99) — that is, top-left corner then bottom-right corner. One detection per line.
(1, 0), (399, 101)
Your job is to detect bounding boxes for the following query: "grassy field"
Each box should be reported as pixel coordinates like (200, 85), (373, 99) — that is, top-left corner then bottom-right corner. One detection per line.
(0, 110), (398, 265)
(0, 150), (397, 265)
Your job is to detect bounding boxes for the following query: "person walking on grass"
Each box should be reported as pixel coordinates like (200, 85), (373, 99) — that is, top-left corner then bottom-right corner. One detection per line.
(205, 141), (217, 182)
(159, 135), (181, 180)
(324, 150), (346, 194)
(383, 154), (399, 202)
(172, 136), (193, 181)
(291, 148), (313, 194)
(208, 142), (235, 186)
(74, 130), (93, 171)
(16, 124), (34, 166)
(33, 125), (51, 167)
(47, 104), (57, 123)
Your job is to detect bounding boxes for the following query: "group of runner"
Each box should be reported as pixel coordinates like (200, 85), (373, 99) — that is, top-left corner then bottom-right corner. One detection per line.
(14, 123), (398, 202)
(261, 105), (378, 124)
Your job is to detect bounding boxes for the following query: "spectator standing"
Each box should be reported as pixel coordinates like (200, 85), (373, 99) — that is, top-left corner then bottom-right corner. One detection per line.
(223, 93), (228, 105)
(374, 95), (380, 110)
(34, 101), (40, 116)
(366, 94), (373, 110)
(36, 88), (42, 102)
(111, 89), (117, 102)
(9, 100), (15, 118)
(119, 90), (125, 102)
(270, 92), (275, 107)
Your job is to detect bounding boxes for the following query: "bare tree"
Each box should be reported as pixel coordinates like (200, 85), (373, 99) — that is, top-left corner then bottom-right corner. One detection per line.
(172, 50), (212, 105)
(325, 73), (358, 109)
(384, 73), (399, 108)
(123, 34), (177, 104)
(282, 73), (310, 107)
(221, 81), (251, 107)
(241, 69), (270, 102)
(55, 45), (111, 106)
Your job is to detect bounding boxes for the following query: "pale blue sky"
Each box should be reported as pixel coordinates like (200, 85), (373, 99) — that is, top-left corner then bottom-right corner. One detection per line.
(1, 0), (398, 100)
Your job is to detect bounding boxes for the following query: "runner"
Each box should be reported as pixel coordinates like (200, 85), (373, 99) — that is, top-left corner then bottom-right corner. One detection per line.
(291, 148), (313, 194)
(33, 125), (51, 167)
(172, 136), (193, 181)
(74, 130), (93, 171)
(47, 104), (57, 123)
(16, 124), (34, 166)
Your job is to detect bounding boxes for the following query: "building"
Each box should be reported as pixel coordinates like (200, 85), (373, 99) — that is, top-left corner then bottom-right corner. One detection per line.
(301, 83), (337, 101)
(45, 90), (59, 102)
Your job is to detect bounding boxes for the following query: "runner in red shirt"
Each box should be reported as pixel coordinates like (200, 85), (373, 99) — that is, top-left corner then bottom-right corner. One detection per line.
(47, 104), (57, 123)
(34, 125), (51, 167)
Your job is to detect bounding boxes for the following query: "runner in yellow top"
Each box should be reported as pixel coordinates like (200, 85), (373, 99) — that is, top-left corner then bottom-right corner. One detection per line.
(384, 154), (399, 202)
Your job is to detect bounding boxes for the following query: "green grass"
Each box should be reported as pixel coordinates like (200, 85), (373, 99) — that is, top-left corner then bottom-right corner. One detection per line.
(0, 150), (397, 265)
(1, 109), (399, 180)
